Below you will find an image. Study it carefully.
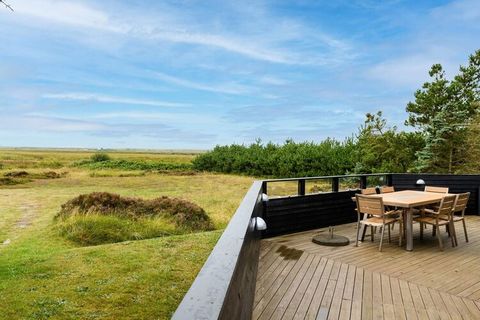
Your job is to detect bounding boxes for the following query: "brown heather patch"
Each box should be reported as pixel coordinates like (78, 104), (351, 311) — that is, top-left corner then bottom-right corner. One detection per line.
(56, 192), (214, 231)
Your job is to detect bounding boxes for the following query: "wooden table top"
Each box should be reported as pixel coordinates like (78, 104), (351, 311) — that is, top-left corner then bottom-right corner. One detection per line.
(369, 190), (449, 208)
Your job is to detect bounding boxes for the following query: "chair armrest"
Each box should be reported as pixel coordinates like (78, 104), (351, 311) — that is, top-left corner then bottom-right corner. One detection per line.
(385, 210), (402, 216)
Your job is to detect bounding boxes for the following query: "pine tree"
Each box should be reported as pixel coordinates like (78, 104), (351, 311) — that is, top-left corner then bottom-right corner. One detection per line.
(406, 50), (480, 173)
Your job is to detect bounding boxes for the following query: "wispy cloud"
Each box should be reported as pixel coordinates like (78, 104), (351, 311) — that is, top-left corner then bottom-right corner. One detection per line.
(42, 93), (189, 108)
(4, 0), (353, 66)
(151, 71), (251, 95)
(91, 111), (220, 125)
(9, 0), (124, 32)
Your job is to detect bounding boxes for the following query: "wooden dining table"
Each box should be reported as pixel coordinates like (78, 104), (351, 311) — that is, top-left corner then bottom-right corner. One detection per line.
(359, 190), (450, 251)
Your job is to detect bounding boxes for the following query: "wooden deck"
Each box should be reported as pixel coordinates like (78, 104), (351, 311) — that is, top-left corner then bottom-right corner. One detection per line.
(253, 216), (480, 320)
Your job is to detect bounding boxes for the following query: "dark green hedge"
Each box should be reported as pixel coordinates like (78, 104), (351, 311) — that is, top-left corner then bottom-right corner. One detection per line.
(192, 139), (357, 178)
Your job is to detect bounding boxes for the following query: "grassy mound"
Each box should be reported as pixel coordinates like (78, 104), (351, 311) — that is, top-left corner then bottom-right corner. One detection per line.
(55, 192), (214, 245)
(0, 170), (65, 186)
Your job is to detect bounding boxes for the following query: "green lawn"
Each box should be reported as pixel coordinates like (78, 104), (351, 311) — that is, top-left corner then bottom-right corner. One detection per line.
(0, 150), (253, 319)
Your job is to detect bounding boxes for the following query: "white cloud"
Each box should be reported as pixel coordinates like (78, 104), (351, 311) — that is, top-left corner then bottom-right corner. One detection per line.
(91, 111), (220, 125)
(151, 71), (251, 95)
(42, 92), (189, 108)
(10, 0), (125, 32)
(365, 0), (480, 89)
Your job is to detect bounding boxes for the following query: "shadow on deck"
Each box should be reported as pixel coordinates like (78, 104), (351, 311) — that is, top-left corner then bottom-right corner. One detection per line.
(254, 216), (480, 320)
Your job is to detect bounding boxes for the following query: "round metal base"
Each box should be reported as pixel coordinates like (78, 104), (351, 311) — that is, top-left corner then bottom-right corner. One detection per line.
(312, 234), (350, 246)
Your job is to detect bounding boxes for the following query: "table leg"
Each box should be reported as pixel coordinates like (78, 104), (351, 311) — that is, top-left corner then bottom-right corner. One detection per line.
(406, 208), (413, 251)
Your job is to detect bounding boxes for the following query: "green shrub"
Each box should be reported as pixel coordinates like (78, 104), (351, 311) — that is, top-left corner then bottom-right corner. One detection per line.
(74, 159), (193, 171)
(193, 139), (357, 178)
(90, 152), (111, 162)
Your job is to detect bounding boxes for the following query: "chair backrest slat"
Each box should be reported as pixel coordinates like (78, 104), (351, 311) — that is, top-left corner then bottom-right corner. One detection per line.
(381, 186), (395, 194)
(356, 195), (384, 216)
(437, 195), (457, 219)
(454, 193), (470, 215)
(425, 186), (449, 194)
(361, 187), (377, 195)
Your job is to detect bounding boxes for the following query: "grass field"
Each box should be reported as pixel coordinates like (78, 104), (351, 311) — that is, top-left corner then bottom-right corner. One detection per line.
(0, 149), (253, 319)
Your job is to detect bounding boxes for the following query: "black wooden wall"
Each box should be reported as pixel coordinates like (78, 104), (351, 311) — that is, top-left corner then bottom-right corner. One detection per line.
(262, 174), (480, 238)
(262, 190), (358, 238)
(391, 174), (480, 215)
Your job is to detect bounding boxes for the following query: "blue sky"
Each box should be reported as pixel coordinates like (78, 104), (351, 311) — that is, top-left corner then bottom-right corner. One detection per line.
(0, 0), (479, 150)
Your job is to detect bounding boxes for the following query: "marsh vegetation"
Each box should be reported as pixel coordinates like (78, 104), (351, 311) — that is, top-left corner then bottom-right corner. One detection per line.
(0, 149), (252, 319)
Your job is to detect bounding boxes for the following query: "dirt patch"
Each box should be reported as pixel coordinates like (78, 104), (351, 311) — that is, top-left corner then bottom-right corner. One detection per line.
(16, 203), (37, 229)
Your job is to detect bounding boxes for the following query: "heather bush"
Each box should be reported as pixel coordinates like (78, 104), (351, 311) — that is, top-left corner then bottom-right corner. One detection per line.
(55, 192), (214, 245)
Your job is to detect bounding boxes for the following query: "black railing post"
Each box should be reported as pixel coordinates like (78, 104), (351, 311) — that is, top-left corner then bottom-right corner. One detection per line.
(386, 174), (393, 186)
(298, 179), (306, 196)
(262, 181), (268, 195)
(360, 176), (367, 189)
(477, 186), (480, 215)
(332, 177), (339, 192)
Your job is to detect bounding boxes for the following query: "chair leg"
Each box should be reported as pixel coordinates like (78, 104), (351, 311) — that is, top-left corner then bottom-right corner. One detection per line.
(420, 222), (424, 240)
(361, 225), (367, 242)
(448, 224), (455, 247)
(388, 224), (391, 243)
(437, 224), (444, 251)
(356, 222), (361, 247)
(451, 221), (458, 247)
(371, 226), (374, 242)
(399, 220), (403, 247)
(462, 219), (469, 243)
(379, 224), (386, 252)
(432, 226), (436, 237)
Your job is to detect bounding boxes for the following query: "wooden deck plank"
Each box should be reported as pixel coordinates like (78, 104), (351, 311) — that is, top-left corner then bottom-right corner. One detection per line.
(267, 254), (315, 320)
(350, 267), (364, 320)
(281, 255), (322, 320)
(338, 264), (356, 320)
(381, 274), (395, 320)
(326, 263), (349, 320)
(292, 259), (333, 320)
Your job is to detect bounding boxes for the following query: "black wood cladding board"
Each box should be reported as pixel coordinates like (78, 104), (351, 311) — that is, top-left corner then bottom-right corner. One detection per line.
(263, 190), (357, 237)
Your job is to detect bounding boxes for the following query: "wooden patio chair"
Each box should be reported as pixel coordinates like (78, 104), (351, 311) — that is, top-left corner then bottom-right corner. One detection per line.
(380, 186), (395, 193)
(361, 187), (377, 195)
(380, 186), (400, 229)
(359, 187), (381, 233)
(439, 193), (470, 246)
(424, 186), (449, 193)
(415, 195), (457, 251)
(421, 186), (449, 216)
(355, 194), (403, 251)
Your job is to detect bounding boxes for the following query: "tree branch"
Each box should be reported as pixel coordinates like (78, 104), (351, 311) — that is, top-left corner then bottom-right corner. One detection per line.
(0, 0), (14, 11)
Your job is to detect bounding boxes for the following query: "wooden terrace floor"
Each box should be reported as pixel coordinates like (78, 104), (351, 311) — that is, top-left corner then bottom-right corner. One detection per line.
(253, 216), (480, 320)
